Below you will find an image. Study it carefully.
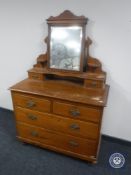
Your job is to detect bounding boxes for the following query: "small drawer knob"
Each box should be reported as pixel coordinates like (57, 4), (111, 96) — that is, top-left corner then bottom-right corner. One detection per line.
(69, 109), (80, 117)
(69, 141), (79, 147)
(70, 123), (80, 130)
(28, 114), (37, 120)
(26, 101), (36, 108)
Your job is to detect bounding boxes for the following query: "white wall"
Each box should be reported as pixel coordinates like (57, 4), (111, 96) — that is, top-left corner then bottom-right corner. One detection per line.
(0, 0), (131, 141)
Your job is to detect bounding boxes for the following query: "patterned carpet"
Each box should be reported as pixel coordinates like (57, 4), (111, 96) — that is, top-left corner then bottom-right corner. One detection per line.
(0, 108), (131, 175)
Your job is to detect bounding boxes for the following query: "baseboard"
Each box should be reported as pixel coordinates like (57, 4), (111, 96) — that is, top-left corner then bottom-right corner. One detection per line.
(0, 107), (131, 146)
(0, 107), (13, 113)
(102, 134), (131, 147)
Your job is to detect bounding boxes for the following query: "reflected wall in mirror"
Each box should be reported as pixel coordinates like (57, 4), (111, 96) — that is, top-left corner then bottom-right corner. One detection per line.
(50, 26), (82, 71)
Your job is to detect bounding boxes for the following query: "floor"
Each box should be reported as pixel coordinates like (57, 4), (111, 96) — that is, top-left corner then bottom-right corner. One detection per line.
(0, 108), (131, 175)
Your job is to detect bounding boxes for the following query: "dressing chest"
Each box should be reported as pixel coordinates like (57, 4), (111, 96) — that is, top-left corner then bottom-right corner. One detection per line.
(10, 10), (109, 163)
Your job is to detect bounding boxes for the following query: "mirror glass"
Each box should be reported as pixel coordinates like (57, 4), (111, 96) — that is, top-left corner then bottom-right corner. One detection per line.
(50, 26), (82, 71)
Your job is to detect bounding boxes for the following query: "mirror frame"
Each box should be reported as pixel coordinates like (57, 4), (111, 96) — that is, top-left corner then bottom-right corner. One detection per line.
(47, 10), (88, 73)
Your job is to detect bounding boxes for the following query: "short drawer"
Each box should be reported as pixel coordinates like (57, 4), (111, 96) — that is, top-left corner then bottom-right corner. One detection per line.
(84, 79), (104, 88)
(15, 107), (99, 139)
(12, 93), (51, 113)
(17, 123), (97, 157)
(53, 101), (101, 123)
(28, 72), (43, 80)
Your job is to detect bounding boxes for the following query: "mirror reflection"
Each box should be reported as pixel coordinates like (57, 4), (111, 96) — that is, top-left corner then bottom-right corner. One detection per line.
(50, 26), (82, 71)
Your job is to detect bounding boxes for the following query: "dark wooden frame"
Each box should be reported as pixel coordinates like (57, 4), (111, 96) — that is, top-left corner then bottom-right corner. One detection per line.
(47, 10), (88, 73)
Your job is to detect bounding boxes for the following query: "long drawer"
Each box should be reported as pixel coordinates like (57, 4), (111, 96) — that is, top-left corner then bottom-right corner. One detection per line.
(12, 93), (51, 113)
(17, 122), (97, 157)
(15, 107), (99, 139)
(53, 101), (101, 123)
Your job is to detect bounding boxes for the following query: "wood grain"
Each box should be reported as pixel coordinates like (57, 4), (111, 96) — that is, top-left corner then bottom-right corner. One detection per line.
(12, 93), (51, 113)
(53, 101), (102, 123)
(17, 122), (97, 156)
(15, 107), (99, 139)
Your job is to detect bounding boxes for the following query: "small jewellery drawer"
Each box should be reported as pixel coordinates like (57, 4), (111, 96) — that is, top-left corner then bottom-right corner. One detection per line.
(28, 72), (43, 80)
(53, 101), (101, 123)
(15, 107), (99, 139)
(17, 123), (97, 156)
(84, 79), (104, 88)
(12, 93), (51, 113)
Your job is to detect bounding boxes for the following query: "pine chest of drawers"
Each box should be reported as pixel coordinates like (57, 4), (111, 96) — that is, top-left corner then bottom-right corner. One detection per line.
(10, 79), (109, 163)
(10, 10), (109, 163)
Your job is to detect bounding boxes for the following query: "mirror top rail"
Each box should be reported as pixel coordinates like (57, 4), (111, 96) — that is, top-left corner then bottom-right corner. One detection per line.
(47, 10), (88, 24)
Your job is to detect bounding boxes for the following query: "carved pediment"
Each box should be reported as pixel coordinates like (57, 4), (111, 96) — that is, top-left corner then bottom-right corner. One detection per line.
(47, 10), (88, 24)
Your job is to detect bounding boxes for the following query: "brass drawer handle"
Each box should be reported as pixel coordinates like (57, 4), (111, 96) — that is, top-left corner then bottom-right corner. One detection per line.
(26, 101), (36, 108)
(28, 114), (37, 120)
(69, 109), (80, 117)
(70, 124), (80, 130)
(30, 131), (38, 137)
(69, 141), (79, 147)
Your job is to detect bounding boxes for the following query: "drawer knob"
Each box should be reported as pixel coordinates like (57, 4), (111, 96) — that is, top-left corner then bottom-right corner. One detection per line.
(31, 131), (38, 137)
(69, 109), (80, 117)
(70, 124), (80, 130)
(69, 141), (79, 147)
(26, 101), (36, 108)
(28, 115), (37, 120)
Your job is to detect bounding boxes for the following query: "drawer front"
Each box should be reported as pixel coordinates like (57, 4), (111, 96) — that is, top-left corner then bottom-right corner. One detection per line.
(12, 93), (51, 113)
(15, 107), (99, 139)
(53, 101), (101, 123)
(17, 123), (97, 156)
(84, 80), (104, 88)
(28, 72), (43, 80)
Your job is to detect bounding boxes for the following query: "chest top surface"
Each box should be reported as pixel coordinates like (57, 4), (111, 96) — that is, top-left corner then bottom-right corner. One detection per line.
(10, 79), (109, 107)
